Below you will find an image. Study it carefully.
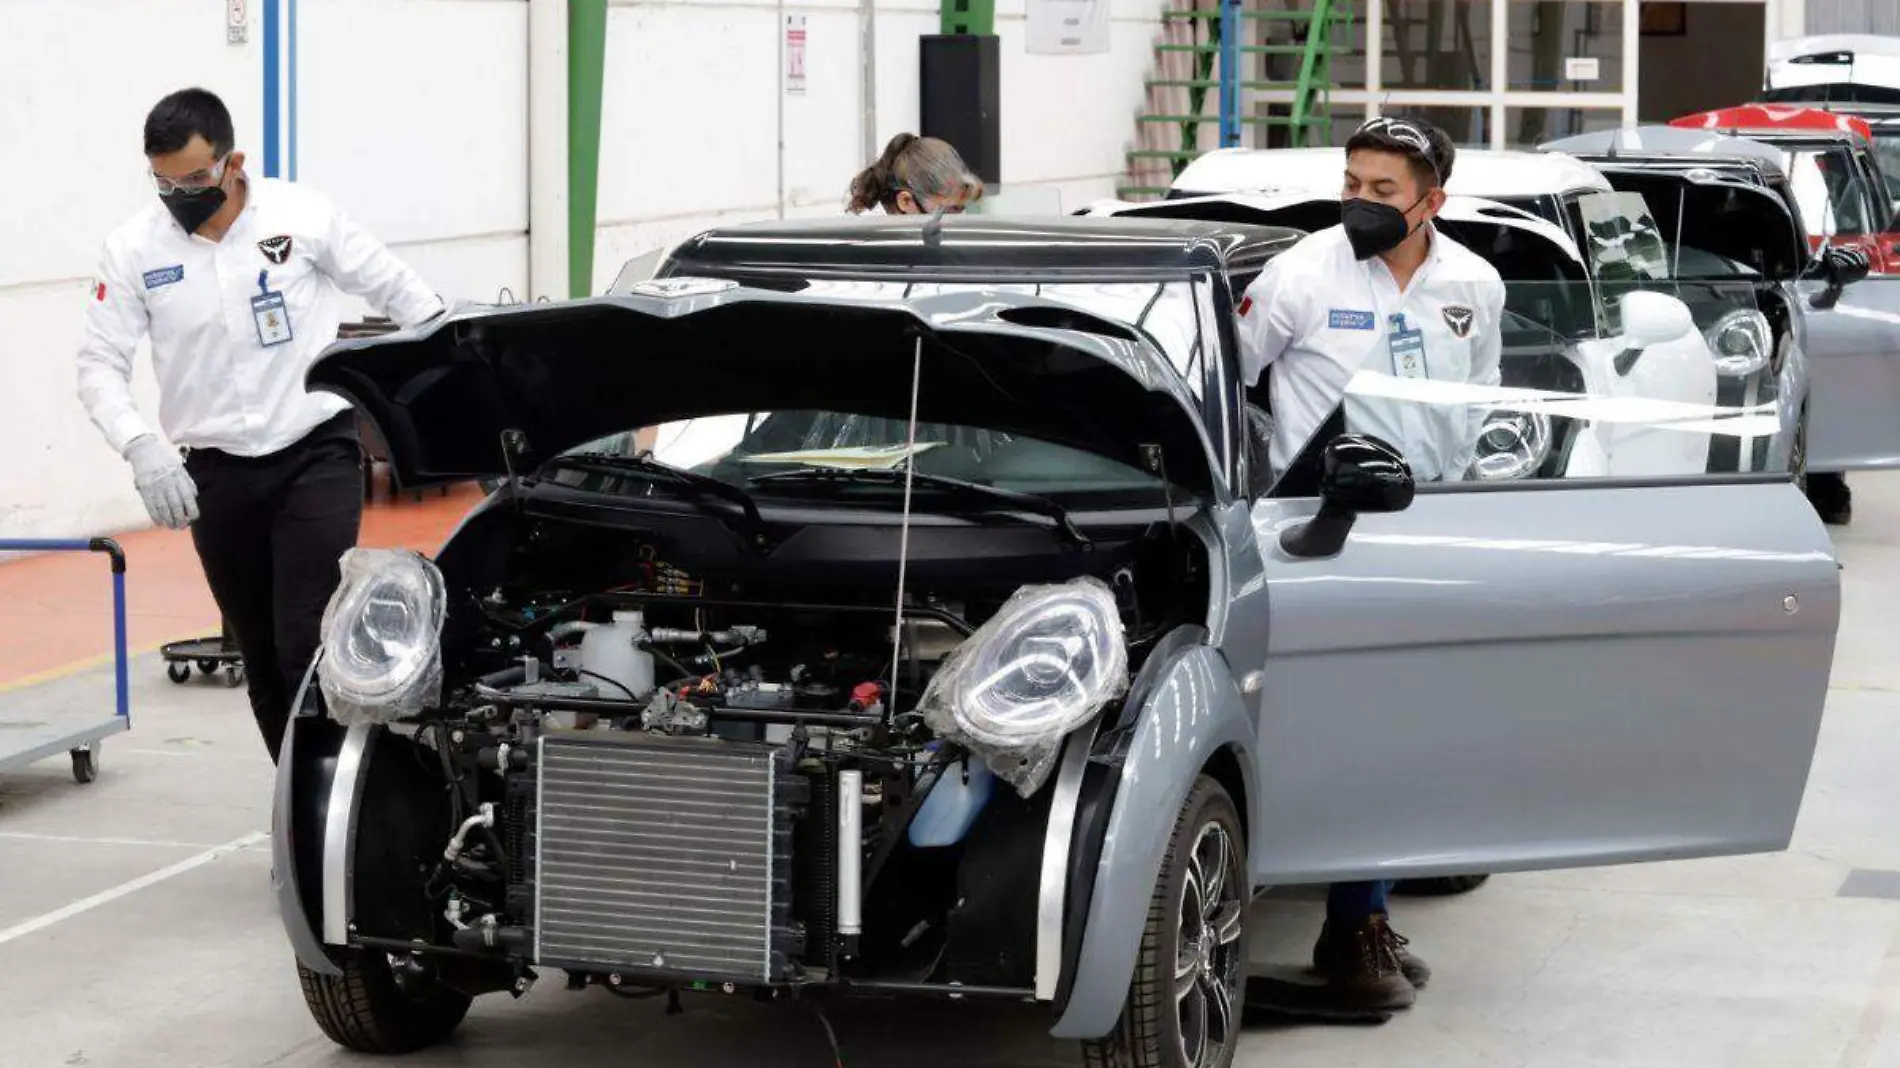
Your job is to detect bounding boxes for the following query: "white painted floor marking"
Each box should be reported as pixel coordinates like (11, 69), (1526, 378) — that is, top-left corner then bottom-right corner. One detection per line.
(0, 830), (268, 948)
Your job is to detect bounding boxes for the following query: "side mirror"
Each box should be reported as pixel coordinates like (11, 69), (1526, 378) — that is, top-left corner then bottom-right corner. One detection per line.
(1810, 245), (1871, 310)
(1612, 291), (1697, 376)
(1279, 434), (1415, 559)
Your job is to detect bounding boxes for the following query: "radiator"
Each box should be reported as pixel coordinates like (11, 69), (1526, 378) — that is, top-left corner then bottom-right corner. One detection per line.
(530, 731), (807, 984)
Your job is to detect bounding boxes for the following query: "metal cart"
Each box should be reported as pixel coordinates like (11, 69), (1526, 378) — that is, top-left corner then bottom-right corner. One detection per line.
(158, 617), (245, 687)
(0, 538), (130, 784)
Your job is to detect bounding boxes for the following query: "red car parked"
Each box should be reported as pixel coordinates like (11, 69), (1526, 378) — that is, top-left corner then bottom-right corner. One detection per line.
(1670, 104), (1900, 275)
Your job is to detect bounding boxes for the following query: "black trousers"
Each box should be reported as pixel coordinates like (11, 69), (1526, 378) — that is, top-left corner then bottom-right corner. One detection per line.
(185, 412), (364, 763)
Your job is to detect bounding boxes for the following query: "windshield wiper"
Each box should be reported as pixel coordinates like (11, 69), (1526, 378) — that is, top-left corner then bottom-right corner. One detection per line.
(748, 467), (1092, 549)
(548, 451), (765, 542)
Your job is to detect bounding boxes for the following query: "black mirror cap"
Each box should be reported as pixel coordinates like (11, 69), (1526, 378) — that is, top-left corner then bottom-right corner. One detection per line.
(1321, 433), (1416, 514)
(1824, 245), (1873, 288)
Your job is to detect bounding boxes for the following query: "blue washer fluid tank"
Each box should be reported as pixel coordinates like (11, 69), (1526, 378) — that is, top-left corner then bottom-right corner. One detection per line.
(908, 753), (995, 848)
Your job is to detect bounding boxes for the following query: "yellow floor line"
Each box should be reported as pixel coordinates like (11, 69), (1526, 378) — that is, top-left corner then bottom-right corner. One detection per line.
(0, 623), (222, 695)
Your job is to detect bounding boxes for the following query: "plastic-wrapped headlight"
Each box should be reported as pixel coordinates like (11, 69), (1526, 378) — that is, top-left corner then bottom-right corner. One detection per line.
(1704, 309), (1772, 377)
(1471, 409), (1552, 481)
(919, 577), (1128, 797)
(318, 548), (447, 725)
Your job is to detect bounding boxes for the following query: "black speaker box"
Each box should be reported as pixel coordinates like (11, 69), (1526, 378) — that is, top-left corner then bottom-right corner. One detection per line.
(919, 34), (1002, 185)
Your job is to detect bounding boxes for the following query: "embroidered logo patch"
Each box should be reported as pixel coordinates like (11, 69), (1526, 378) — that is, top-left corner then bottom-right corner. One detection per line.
(258, 235), (294, 264)
(1442, 305), (1475, 339)
(92, 280), (107, 302)
(142, 266), (185, 290)
(1327, 308), (1376, 331)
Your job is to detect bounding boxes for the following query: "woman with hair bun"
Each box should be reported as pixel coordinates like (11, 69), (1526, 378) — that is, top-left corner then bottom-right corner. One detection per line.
(846, 133), (985, 214)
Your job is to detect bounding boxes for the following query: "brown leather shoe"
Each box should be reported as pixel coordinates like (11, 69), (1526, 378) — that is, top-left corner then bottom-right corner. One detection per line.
(1311, 913), (1423, 1009)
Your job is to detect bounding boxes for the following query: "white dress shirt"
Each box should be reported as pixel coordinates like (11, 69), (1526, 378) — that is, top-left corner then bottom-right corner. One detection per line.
(1236, 222), (1506, 482)
(76, 177), (446, 459)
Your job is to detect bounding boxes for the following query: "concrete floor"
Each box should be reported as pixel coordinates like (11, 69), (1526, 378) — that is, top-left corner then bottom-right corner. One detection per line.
(3, 477), (1899, 1068)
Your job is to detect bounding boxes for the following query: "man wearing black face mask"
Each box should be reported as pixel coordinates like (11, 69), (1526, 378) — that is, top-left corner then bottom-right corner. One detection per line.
(75, 87), (450, 764)
(1232, 117), (1505, 1013)
(1236, 116), (1505, 490)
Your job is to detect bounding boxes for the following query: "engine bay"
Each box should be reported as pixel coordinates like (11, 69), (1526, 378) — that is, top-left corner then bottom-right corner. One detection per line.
(328, 503), (1210, 1000)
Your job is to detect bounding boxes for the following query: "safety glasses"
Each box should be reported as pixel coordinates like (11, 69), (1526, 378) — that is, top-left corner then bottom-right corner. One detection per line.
(1354, 117), (1443, 181)
(149, 155), (227, 196)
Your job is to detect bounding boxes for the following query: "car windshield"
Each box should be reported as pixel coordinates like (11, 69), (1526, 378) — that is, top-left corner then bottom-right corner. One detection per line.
(552, 412), (1175, 504)
(552, 276), (1220, 504)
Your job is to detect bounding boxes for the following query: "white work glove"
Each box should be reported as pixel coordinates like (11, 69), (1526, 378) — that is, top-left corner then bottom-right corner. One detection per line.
(124, 434), (200, 530)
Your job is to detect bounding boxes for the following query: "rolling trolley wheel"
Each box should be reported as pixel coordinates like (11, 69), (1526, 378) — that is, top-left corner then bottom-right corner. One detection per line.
(167, 662), (192, 684)
(228, 664), (246, 688)
(71, 745), (98, 784)
(197, 659), (220, 676)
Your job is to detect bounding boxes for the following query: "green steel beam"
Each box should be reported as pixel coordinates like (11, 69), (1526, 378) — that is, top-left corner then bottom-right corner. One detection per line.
(941, 0), (995, 36)
(569, 0), (608, 298)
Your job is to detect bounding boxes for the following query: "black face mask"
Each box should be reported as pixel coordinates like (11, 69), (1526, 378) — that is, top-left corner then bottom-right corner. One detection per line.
(1341, 195), (1424, 261)
(161, 185), (227, 235)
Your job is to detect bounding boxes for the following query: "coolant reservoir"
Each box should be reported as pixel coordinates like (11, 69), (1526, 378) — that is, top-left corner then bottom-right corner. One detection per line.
(578, 610), (656, 701)
(908, 757), (995, 848)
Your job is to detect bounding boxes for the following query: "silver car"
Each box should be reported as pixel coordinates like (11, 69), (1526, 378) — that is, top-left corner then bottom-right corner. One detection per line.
(273, 214), (1842, 1068)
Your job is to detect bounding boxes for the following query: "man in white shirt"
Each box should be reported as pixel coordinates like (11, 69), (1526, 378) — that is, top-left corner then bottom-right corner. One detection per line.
(1233, 116), (1506, 1013)
(1237, 117), (1506, 487)
(75, 87), (449, 763)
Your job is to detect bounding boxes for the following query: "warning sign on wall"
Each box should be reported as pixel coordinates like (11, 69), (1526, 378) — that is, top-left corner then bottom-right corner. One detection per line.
(785, 15), (808, 95)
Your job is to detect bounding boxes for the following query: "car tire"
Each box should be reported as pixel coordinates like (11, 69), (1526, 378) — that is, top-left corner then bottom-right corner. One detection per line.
(297, 948), (472, 1054)
(1391, 874), (1491, 896)
(1081, 775), (1247, 1068)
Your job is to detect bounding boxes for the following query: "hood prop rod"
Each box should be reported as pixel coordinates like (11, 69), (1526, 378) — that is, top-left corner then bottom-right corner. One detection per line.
(499, 429), (528, 514)
(887, 333), (925, 714)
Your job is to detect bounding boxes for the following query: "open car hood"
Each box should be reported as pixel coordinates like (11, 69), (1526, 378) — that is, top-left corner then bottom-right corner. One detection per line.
(305, 282), (1221, 495)
(1540, 132), (1808, 279)
(1079, 190), (1590, 282)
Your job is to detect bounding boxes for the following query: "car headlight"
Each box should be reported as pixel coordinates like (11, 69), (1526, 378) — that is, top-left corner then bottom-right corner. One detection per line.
(919, 577), (1128, 796)
(318, 548), (447, 725)
(1703, 309), (1772, 377)
(1470, 409), (1552, 481)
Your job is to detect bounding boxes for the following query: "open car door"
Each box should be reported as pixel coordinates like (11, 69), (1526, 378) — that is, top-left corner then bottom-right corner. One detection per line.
(1547, 131), (1900, 474)
(1242, 299), (1841, 883)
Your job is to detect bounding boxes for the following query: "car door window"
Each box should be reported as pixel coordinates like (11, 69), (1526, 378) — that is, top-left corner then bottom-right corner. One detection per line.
(1263, 277), (1789, 492)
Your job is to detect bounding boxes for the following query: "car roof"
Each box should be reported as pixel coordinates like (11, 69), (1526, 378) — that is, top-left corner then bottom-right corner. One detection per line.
(1171, 146), (1612, 199)
(660, 214), (1301, 280)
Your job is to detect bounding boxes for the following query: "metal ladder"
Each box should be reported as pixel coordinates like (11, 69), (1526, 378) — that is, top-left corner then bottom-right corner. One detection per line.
(1119, 0), (1353, 201)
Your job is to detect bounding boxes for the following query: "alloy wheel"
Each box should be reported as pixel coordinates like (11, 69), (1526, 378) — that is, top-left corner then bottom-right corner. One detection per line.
(1174, 819), (1246, 1068)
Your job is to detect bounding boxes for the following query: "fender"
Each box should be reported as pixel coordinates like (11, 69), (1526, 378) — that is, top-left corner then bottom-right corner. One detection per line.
(271, 658), (349, 977)
(1048, 642), (1258, 1040)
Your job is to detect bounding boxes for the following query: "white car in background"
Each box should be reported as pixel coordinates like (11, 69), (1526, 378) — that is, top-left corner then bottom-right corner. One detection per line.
(1077, 185), (1765, 483)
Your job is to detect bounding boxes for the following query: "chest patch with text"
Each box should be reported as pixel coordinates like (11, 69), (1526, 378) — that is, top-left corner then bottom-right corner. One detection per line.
(258, 235), (294, 265)
(1441, 305), (1475, 339)
(1327, 308), (1376, 331)
(142, 266), (185, 290)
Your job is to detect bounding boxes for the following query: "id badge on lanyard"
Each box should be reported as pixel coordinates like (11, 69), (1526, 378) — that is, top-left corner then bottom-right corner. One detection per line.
(252, 270), (294, 348)
(1388, 312), (1427, 380)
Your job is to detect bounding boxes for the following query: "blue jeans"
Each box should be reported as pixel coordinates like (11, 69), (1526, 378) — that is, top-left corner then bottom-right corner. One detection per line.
(1326, 880), (1392, 926)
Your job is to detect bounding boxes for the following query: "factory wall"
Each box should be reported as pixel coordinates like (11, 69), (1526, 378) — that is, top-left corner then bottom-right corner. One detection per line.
(0, 0), (1167, 541)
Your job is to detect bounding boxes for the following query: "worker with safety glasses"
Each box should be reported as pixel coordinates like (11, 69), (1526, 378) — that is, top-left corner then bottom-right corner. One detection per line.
(1233, 114), (1508, 1012)
(74, 86), (451, 764)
